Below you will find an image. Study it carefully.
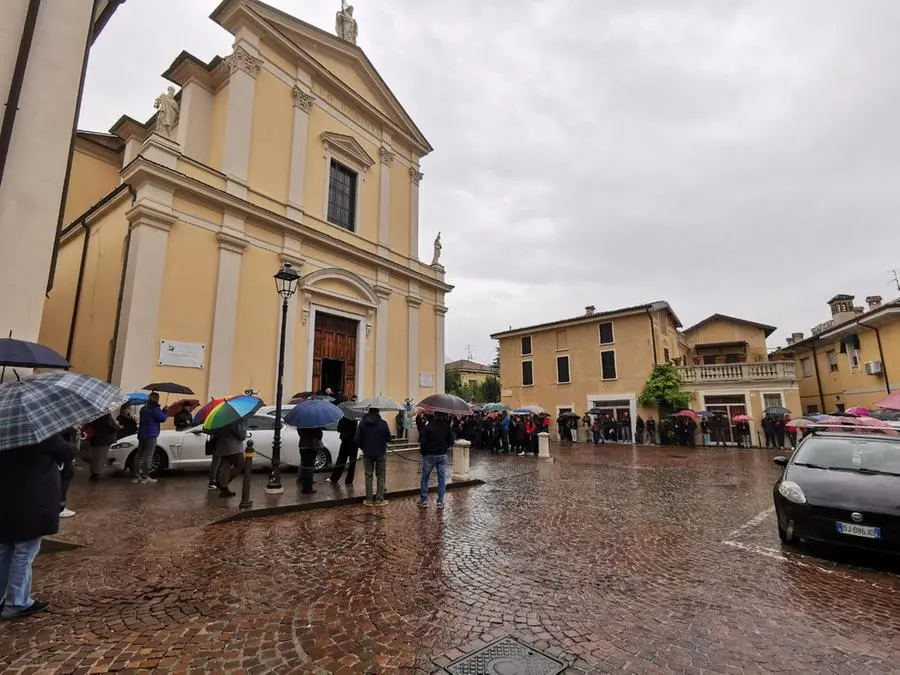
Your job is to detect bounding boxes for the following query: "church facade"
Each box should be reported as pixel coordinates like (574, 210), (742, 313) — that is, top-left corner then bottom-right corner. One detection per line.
(39, 0), (451, 404)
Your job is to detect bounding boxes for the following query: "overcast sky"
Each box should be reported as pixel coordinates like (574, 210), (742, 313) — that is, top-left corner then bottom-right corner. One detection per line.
(80, 0), (900, 365)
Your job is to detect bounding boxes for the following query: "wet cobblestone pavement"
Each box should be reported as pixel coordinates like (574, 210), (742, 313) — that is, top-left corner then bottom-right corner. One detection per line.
(2, 444), (899, 673)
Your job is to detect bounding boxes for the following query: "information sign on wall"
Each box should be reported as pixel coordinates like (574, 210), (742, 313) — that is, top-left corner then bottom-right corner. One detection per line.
(158, 340), (206, 369)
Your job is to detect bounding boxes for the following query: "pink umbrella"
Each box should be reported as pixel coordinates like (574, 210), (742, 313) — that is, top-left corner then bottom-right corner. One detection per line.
(845, 406), (872, 416)
(803, 415), (898, 435)
(675, 409), (699, 421)
(732, 414), (751, 423)
(873, 392), (900, 411)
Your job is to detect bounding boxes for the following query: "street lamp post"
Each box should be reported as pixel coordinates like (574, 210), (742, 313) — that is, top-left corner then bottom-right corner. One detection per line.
(266, 262), (301, 494)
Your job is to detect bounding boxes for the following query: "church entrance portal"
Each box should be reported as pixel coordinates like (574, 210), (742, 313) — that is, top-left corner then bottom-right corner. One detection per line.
(312, 312), (357, 398)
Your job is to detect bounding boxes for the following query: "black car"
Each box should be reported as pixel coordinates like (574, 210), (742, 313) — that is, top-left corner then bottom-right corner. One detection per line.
(773, 432), (900, 553)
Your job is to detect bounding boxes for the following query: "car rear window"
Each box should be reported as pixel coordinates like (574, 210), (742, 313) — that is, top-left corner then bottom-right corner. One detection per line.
(794, 436), (900, 472)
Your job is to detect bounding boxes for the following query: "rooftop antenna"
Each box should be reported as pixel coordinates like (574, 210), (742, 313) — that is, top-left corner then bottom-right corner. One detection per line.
(889, 269), (900, 293)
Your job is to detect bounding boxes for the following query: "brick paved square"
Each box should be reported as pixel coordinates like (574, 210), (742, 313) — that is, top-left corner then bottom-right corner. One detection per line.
(1, 444), (899, 673)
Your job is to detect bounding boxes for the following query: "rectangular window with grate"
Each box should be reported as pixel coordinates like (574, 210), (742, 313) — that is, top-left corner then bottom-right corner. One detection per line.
(522, 360), (534, 386)
(327, 160), (357, 231)
(601, 350), (617, 380)
(521, 336), (532, 356)
(599, 322), (614, 345)
(556, 355), (570, 384)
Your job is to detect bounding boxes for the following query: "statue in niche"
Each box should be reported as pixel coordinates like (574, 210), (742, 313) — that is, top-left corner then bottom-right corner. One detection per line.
(335, 3), (358, 44)
(153, 86), (179, 138)
(431, 232), (442, 266)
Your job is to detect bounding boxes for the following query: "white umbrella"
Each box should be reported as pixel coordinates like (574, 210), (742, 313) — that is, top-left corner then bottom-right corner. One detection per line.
(354, 395), (404, 411)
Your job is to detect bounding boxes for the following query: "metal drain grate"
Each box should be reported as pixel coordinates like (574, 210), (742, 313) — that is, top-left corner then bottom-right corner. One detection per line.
(443, 637), (565, 675)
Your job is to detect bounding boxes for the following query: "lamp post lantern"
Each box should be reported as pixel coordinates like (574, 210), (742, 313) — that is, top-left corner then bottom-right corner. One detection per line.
(266, 262), (301, 494)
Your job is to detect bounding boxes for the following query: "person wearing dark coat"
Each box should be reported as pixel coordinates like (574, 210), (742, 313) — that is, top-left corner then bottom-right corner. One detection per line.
(417, 413), (455, 507)
(328, 416), (359, 485)
(0, 434), (76, 620)
(355, 408), (392, 506)
(86, 413), (119, 480)
(296, 427), (323, 494)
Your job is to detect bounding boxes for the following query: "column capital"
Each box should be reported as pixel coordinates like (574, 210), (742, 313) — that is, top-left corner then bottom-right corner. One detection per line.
(434, 305), (448, 317)
(126, 203), (176, 233)
(374, 284), (392, 301)
(379, 146), (395, 167)
(407, 296), (422, 309)
(279, 251), (305, 270)
(217, 230), (247, 254)
(225, 45), (263, 78)
(292, 85), (316, 112)
(409, 167), (423, 185)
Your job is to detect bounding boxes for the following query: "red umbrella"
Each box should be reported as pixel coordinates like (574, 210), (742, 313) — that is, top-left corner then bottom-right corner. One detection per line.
(732, 414), (751, 423)
(873, 392), (900, 411)
(674, 409), (699, 421)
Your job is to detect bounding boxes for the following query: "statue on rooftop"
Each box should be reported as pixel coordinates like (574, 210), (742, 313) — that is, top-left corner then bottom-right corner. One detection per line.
(431, 232), (442, 266)
(335, 3), (358, 44)
(153, 86), (179, 138)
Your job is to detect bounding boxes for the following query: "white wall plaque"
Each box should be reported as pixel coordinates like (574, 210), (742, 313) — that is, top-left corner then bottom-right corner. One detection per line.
(419, 372), (434, 387)
(158, 340), (206, 369)
(501, 389), (513, 398)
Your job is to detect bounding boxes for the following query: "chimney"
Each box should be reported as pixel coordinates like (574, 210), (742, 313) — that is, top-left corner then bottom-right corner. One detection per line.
(866, 295), (883, 310)
(792, 331), (804, 342)
(785, 337), (794, 346)
(585, 305), (595, 316)
(827, 294), (856, 324)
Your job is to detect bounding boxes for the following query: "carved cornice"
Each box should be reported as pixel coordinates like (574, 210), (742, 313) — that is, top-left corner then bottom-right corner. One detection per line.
(407, 296), (422, 309)
(321, 132), (375, 170)
(126, 203), (177, 233)
(379, 146), (395, 167)
(292, 85), (315, 112)
(409, 167), (423, 185)
(434, 305), (449, 317)
(225, 46), (262, 78)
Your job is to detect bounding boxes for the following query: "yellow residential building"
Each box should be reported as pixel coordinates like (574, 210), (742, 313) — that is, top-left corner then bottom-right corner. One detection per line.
(38, 0), (451, 404)
(446, 359), (498, 388)
(782, 294), (900, 414)
(492, 302), (799, 442)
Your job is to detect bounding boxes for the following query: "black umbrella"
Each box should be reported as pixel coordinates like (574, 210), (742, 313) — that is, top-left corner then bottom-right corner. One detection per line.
(416, 393), (473, 416)
(0, 337), (70, 369)
(142, 382), (194, 395)
(763, 406), (791, 416)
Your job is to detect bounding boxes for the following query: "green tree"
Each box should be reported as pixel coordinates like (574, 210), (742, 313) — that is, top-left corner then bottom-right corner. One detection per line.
(481, 374), (501, 403)
(445, 367), (463, 397)
(491, 345), (500, 370)
(638, 363), (692, 415)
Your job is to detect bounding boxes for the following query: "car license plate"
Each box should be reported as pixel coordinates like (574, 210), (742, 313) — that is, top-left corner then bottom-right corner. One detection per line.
(835, 522), (881, 539)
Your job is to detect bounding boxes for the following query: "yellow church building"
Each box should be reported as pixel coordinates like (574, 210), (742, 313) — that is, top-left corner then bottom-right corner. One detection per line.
(39, 0), (451, 404)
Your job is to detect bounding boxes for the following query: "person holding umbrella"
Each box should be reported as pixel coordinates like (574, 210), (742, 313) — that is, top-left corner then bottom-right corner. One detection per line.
(0, 371), (125, 620)
(201, 395), (262, 498)
(284, 399), (345, 494)
(135, 393), (167, 484)
(355, 407), (392, 507)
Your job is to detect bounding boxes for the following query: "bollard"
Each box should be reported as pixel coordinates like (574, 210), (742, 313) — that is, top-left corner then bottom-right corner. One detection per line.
(538, 432), (551, 459)
(451, 439), (471, 481)
(239, 439), (255, 509)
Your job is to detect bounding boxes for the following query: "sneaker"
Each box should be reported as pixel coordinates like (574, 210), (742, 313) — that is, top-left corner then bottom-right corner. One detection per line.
(518, 452), (525, 457)
(375, 499), (389, 507)
(140, 477), (157, 485)
(0, 599), (49, 621)
(207, 483), (218, 490)
(437, 502), (445, 509)
(325, 478), (332, 483)
(59, 508), (76, 518)
(219, 488), (236, 498)
(417, 500), (428, 508)
(362, 499), (374, 507)
(132, 477), (142, 484)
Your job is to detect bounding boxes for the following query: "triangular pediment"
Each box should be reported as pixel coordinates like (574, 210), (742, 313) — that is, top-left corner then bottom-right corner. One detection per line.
(320, 132), (375, 169)
(211, 0), (432, 155)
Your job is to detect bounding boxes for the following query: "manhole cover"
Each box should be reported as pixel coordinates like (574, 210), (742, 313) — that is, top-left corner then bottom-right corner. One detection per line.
(348, 513), (382, 523)
(443, 637), (565, 675)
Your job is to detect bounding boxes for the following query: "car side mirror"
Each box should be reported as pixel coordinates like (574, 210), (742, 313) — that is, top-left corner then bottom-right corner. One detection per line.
(772, 456), (788, 467)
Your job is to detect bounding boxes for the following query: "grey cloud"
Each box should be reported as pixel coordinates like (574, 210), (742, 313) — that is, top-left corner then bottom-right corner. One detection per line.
(81, 0), (900, 364)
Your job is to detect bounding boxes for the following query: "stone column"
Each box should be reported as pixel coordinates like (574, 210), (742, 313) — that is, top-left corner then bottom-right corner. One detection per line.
(0, 0), (96, 343)
(222, 44), (262, 198)
(206, 230), (247, 397)
(435, 304), (447, 393)
(378, 146), (394, 250)
(286, 86), (314, 221)
(452, 439), (471, 481)
(409, 168), (422, 266)
(407, 295), (421, 400)
(374, 285), (391, 395)
(538, 432), (551, 458)
(111, 204), (177, 391)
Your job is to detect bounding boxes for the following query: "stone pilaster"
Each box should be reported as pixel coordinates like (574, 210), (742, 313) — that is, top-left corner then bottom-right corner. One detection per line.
(374, 284), (392, 395)
(407, 295), (421, 399)
(435, 304), (448, 394)
(222, 44), (262, 198)
(378, 146), (394, 250)
(207, 228), (247, 397)
(287, 86), (315, 221)
(409, 167), (422, 266)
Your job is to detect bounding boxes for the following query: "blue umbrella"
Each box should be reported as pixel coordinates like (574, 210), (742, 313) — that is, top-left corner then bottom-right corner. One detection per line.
(0, 372), (126, 451)
(127, 392), (149, 406)
(284, 398), (343, 429)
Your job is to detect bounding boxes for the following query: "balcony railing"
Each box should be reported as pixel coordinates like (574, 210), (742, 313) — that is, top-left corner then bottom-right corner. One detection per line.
(677, 361), (796, 384)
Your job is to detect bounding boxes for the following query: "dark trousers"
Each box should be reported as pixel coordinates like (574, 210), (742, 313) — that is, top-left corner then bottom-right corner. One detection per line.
(330, 441), (358, 483)
(297, 449), (317, 491)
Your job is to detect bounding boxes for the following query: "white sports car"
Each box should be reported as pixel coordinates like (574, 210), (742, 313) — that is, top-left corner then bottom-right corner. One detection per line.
(107, 411), (347, 477)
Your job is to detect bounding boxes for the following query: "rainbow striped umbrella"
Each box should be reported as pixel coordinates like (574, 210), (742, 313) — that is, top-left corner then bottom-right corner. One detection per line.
(202, 395), (263, 432)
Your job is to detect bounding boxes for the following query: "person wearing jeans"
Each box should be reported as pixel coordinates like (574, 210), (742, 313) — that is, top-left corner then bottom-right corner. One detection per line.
(0, 433), (76, 620)
(135, 393), (167, 484)
(417, 413), (454, 508)
(355, 408), (391, 506)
